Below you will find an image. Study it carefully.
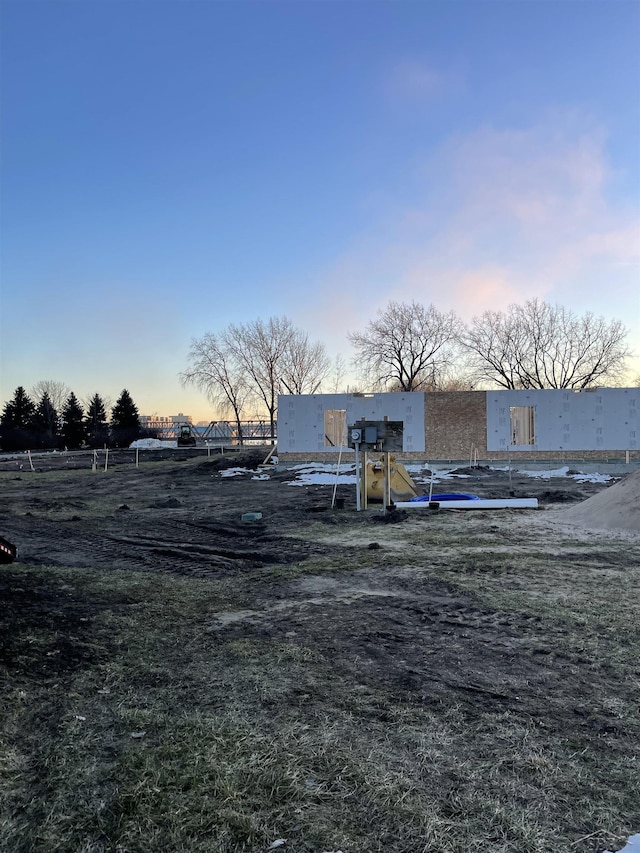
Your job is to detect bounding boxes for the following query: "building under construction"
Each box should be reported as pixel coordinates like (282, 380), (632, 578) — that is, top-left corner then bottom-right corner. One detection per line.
(276, 388), (640, 463)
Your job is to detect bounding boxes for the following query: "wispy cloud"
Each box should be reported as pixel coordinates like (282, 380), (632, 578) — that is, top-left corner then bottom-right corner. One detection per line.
(383, 58), (461, 101)
(300, 113), (640, 373)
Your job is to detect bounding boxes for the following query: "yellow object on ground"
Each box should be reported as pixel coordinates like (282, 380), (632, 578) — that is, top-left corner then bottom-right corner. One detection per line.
(365, 455), (419, 503)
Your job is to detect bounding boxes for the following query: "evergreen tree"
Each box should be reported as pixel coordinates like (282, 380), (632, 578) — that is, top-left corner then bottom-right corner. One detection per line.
(60, 393), (86, 449)
(0, 386), (37, 450)
(110, 389), (141, 447)
(85, 393), (110, 448)
(32, 392), (59, 449)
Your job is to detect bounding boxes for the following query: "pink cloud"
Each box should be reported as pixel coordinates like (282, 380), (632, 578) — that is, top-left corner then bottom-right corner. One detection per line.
(302, 113), (640, 376)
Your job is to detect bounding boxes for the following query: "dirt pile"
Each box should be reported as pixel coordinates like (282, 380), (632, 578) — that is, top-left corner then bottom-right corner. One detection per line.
(562, 468), (640, 532)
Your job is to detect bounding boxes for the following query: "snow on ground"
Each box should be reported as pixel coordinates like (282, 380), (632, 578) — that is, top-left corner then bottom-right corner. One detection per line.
(129, 438), (177, 449)
(286, 463), (357, 486)
(519, 465), (612, 484)
(209, 460), (615, 487)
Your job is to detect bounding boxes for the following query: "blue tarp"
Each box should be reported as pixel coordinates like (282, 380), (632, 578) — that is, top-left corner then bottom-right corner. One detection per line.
(411, 493), (480, 502)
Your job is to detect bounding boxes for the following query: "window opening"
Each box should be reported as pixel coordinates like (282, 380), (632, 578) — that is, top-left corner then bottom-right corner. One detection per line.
(509, 406), (535, 446)
(324, 410), (347, 447)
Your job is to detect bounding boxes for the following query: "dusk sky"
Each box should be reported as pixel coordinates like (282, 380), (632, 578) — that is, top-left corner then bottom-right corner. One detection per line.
(1, 0), (639, 422)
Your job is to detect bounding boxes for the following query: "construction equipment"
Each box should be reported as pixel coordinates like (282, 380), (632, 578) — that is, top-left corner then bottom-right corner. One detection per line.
(177, 424), (197, 447)
(365, 455), (419, 503)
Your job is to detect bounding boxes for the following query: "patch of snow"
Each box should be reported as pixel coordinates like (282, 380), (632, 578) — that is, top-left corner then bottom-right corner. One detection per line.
(286, 461), (357, 486)
(288, 471), (357, 486)
(251, 474), (270, 480)
(522, 466), (571, 479)
(129, 438), (177, 449)
(220, 467), (251, 478)
(603, 833), (640, 853)
(571, 472), (612, 483)
(521, 466), (612, 484)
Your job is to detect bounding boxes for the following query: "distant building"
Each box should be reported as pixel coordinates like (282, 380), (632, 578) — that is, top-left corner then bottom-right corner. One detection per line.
(139, 413), (192, 430)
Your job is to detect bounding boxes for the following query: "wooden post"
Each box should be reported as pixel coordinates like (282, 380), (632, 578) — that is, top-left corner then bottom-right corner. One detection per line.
(136, 448), (139, 468)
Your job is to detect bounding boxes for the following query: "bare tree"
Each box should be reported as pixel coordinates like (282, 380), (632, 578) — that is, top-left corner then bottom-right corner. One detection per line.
(280, 330), (330, 395)
(464, 299), (631, 390)
(180, 333), (250, 443)
(30, 379), (71, 413)
(348, 301), (463, 392)
(183, 316), (328, 443)
(226, 317), (296, 441)
(329, 353), (348, 393)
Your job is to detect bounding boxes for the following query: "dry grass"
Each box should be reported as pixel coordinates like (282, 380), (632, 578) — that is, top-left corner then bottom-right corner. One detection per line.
(1, 487), (639, 852)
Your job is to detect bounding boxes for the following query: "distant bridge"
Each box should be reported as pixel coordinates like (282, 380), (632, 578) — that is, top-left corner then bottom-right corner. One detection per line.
(155, 420), (276, 444)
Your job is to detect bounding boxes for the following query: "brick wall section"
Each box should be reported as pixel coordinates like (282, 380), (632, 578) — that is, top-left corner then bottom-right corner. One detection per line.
(425, 391), (487, 460)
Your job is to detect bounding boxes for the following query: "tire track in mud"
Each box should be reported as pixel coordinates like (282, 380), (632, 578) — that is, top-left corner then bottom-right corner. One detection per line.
(5, 512), (328, 577)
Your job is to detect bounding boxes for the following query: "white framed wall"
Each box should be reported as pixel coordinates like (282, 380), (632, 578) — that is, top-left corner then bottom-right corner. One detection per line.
(486, 389), (639, 452)
(278, 393), (426, 453)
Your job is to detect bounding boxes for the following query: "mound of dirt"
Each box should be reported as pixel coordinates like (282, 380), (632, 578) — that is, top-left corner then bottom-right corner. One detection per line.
(562, 469), (640, 532)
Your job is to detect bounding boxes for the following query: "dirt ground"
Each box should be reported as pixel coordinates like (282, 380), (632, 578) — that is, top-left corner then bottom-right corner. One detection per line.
(1, 448), (639, 853)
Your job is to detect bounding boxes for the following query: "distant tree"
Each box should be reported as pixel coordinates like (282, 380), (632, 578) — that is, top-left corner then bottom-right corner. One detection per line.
(85, 393), (110, 448)
(183, 316), (330, 444)
(348, 301), (463, 391)
(110, 389), (141, 447)
(424, 371), (477, 392)
(329, 353), (349, 393)
(60, 393), (86, 449)
(280, 330), (331, 395)
(30, 379), (71, 414)
(181, 333), (251, 444)
(0, 386), (37, 450)
(226, 316), (310, 441)
(463, 299), (631, 390)
(32, 392), (59, 449)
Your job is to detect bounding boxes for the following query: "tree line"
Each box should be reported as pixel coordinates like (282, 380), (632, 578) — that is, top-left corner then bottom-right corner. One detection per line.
(0, 386), (146, 452)
(181, 299), (633, 439)
(2, 299), (634, 451)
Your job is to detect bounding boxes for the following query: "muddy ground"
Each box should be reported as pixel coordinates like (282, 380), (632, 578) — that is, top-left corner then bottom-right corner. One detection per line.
(0, 449), (639, 853)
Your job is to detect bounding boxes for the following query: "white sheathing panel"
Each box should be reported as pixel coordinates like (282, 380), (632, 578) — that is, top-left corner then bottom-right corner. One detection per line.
(486, 389), (639, 451)
(278, 393), (426, 453)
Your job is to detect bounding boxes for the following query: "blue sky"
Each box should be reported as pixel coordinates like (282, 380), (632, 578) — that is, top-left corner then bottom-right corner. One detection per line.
(1, 0), (639, 422)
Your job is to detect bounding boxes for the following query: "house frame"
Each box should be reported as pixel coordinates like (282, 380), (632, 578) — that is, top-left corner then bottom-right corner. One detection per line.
(277, 388), (640, 462)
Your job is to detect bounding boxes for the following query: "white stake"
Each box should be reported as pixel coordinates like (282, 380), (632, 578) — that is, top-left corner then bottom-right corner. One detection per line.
(331, 445), (343, 509)
(104, 448), (109, 472)
(27, 450), (35, 472)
